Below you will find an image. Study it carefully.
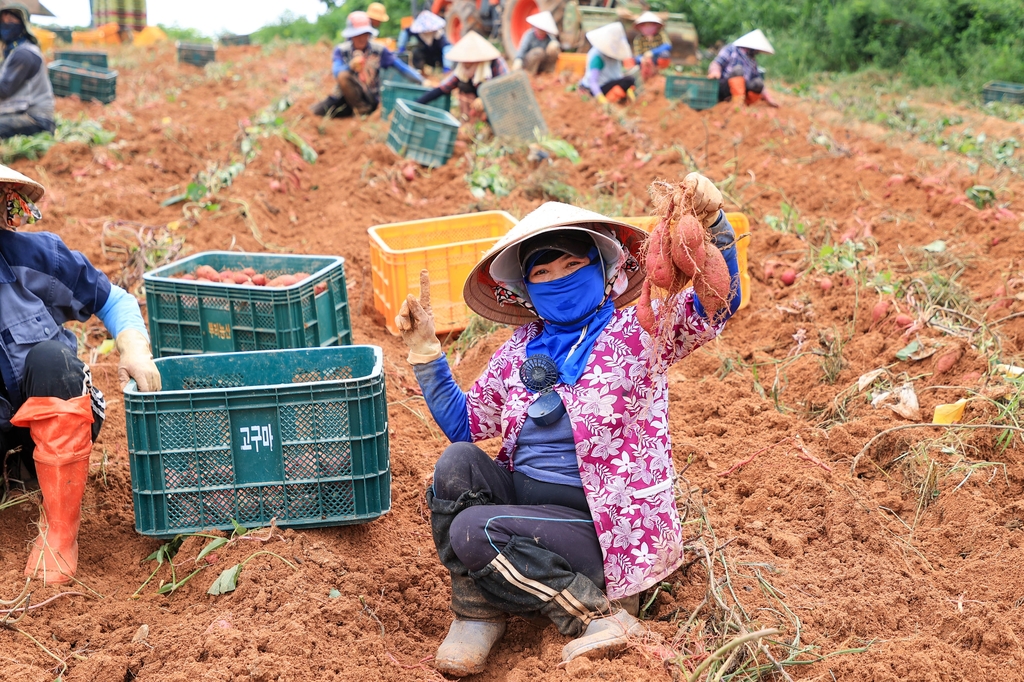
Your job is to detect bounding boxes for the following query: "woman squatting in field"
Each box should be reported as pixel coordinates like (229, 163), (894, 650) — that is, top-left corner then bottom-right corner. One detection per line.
(395, 173), (741, 675)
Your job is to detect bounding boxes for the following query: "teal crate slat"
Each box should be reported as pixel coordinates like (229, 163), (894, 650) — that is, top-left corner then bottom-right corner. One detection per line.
(380, 78), (451, 118)
(665, 74), (718, 110)
(143, 251), (352, 357)
(178, 42), (217, 67)
(125, 346), (391, 536)
(983, 81), (1024, 105)
(220, 34), (251, 46)
(47, 61), (117, 104)
(478, 70), (547, 140)
(53, 50), (108, 67)
(386, 99), (460, 168)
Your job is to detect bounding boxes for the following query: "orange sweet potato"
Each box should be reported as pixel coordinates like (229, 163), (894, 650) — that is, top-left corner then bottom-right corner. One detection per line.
(672, 214), (706, 279)
(636, 279), (656, 332)
(692, 247), (731, 315)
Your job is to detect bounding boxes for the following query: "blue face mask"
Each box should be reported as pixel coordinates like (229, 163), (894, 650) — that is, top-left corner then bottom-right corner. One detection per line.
(0, 23), (24, 44)
(526, 260), (606, 325)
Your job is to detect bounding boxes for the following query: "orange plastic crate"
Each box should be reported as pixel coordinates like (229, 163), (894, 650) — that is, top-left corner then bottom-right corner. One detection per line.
(556, 53), (588, 79)
(368, 211), (518, 335)
(617, 212), (752, 310)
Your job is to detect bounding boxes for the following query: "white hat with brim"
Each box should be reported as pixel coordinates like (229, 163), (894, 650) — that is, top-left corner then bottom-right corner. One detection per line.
(410, 10), (446, 34)
(733, 28), (774, 54)
(586, 22), (632, 62)
(0, 164), (44, 202)
(342, 23), (378, 39)
(446, 31), (501, 63)
(525, 11), (559, 36)
(464, 202), (647, 326)
(633, 11), (664, 26)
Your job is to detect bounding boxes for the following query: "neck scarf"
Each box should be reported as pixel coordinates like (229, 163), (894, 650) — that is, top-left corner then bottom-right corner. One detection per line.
(3, 189), (40, 229)
(524, 260), (615, 386)
(455, 61), (492, 86)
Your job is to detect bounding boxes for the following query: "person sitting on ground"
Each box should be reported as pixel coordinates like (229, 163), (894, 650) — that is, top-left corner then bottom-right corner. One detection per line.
(395, 175), (742, 676)
(397, 10), (452, 73)
(311, 11), (423, 119)
(707, 28), (779, 108)
(580, 22), (635, 105)
(512, 10), (560, 75)
(631, 11), (671, 82)
(0, 164), (161, 586)
(416, 32), (507, 124)
(0, 5), (54, 139)
(366, 2), (389, 30)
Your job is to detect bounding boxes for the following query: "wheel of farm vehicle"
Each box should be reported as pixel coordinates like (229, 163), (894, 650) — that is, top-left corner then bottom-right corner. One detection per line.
(446, 0), (487, 43)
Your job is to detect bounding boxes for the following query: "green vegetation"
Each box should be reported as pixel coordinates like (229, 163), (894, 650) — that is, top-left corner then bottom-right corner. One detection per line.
(253, 0), (409, 44)
(0, 114), (116, 164)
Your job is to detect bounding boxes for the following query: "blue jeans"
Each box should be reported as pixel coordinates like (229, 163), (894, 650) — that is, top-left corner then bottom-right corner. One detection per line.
(0, 113), (53, 139)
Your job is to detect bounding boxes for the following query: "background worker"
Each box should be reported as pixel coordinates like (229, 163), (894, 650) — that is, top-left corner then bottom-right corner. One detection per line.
(0, 4), (54, 139)
(631, 11), (671, 82)
(396, 177), (740, 676)
(512, 10), (560, 75)
(398, 10), (452, 73)
(0, 165), (161, 585)
(312, 11), (423, 118)
(581, 22), (635, 105)
(707, 28), (779, 107)
(416, 32), (507, 124)
(366, 2), (390, 30)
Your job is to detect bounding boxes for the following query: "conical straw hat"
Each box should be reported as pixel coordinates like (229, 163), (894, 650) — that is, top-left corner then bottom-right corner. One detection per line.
(633, 11), (663, 26)
(410, 10), (445, 34)
(733, 29), (774, 54)
(464, 202), (648, 325)
(525, 11), (559, 36)
(585, 22), (631, 62)
(0, 163), (44, 202)
(446, 31), (501, 62)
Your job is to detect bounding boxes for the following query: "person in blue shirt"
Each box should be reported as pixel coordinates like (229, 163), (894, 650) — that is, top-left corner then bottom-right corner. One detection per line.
(0, 5), (55, 139)
(0, 165), (160, 585)
(311, 11), (425, 119)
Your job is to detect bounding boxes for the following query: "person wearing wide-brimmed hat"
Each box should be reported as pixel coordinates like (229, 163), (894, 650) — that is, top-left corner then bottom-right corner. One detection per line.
(398, 10), (452, 73)
(312, 10), (424, 119)
(580, 22), (635, 105)
(416, 31), (507, 123)
(395, 174), (741, 675)
(0, 165), (161, 586)
(512, 11), (560, 75)
(366, 2), (390, 29)
(631, 11), (671, 82)
(707, 28), (778, 107)
(0, 4), (55, 139)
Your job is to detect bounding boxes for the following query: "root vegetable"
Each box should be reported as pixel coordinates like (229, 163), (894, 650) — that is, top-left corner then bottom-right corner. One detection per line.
(780, 269), (797, 286)
(402, 164), (416, 181)
(763, 263), (775, 280)
(251, 274), (267, 286)
(636, 280), (655, 332)
(195, 265), (218, 280)
(645, 224), (676, 289)
(933, 348), (962, 375)
(181, 273), (196, 281)
(293, 272), (310, 282)
(894, 313), (914, 328)
(314, 282), (328, 296)
(871, 300), (889, 324)
(819, 277), (833, 292)
(671, 214), (706, 279)
(692, 248), (731, 315)
(269, 274), (298, 287)
(219, 272), (236, 283)
(232, 272), (251, 285)
(242, 267), (256, 277)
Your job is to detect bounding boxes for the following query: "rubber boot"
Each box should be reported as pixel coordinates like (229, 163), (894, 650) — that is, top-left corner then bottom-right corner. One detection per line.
(605, 85), (627, 104)
(745, 90), (763, 105)
(728, 76), (747, 103)
(11, 395), (94, 585)
(561, 609), (643, 663)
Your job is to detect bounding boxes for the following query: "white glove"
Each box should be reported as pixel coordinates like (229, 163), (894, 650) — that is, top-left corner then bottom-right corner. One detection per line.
(512, 58), (523, 70)
(683, 172), (724, 228)
(394, 270), (443, 364)
(116, 329), (161, 391)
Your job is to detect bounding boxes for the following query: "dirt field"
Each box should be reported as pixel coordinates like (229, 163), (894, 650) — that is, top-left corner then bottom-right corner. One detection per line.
(1, 41), (1022, 682)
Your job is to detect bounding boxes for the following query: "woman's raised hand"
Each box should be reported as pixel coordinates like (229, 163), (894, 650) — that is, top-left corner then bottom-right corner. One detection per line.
(395, 269), (444, 364)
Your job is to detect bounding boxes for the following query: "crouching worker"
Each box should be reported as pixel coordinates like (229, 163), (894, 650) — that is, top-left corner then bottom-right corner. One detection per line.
(632, 12), (671, 82)
(707, 29), (779, 108)
(0, 5), (55, 139)
(416, 32), (507, 124)
(0, 165), (160, 585)
(312, 11), (424, 119)
(512, 10), (560, 75)
(395, 174), (741, 676)
(400, 11), (452, 73)
(581, 22), (635, 105)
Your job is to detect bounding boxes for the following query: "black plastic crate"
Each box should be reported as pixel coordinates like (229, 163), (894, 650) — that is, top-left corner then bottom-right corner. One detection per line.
(48, 61), (117, 104)
(220, 34), (251, 46)
(983, 81), (1024, 105)
(177, 42), (217, 67)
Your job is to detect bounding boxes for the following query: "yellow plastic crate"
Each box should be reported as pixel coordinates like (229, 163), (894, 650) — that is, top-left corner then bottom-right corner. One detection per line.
(617, 212), (752, 310)
(368, 211), (518, 335)
(556, 53), (588, 79)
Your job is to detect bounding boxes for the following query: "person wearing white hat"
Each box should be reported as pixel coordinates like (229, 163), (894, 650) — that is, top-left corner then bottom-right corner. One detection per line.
(394, 174), (741, 675)
(0, 164), (161, 586)
(399, 10), (452, 73)
(631, 11), (671, 81)
(512, 11), (560, 75)
(312, 10), (425, 119)
(416, 31), (508, 122)
(580, 22), (635, 105)
(0, 4), (55, 139)
(707, 28), (778, 107)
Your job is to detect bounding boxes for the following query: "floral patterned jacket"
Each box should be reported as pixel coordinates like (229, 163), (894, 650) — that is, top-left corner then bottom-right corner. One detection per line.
(465, 290), (724, 598)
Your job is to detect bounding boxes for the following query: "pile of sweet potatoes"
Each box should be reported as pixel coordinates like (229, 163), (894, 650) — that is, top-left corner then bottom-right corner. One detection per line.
(175, 266), (328, 294)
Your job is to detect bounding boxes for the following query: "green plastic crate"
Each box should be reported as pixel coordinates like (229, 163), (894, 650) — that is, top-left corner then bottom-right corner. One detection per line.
(177, 42), (216, 67)
(478, 70), (548, 140)
(983, 81), (1024, 105)
(144, 252), (352, 357)
(48, 61), (117, 104)
(220, 33), (251, 46)
(53, 49), (108, 67)
(125, 346), (390, 537)
(386, 99), (460, 168)
(380, 78), (451, 118)
(665, 74), (719, 110)
(51, 28), (74, 44)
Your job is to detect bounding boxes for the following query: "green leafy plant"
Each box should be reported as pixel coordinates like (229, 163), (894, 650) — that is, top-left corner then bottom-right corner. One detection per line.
(763, 201), (806, 237)
(466, 163), (513, 198)
(0, 114), (116, 163)
(966, 185), (996, 209)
